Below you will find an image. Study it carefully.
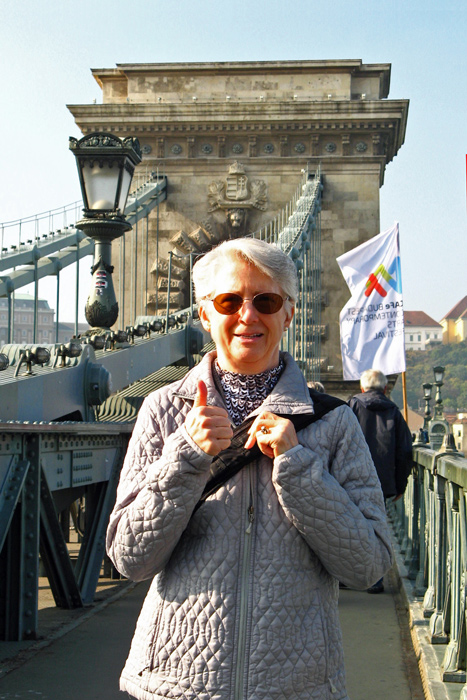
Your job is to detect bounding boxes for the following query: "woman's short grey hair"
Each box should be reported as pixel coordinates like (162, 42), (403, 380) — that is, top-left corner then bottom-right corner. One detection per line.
(192, 237), (299, 303)
(360, 369), (387, 392)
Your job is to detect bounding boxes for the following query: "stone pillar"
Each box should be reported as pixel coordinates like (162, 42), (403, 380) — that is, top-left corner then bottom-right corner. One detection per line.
(69, 60), (408, 375)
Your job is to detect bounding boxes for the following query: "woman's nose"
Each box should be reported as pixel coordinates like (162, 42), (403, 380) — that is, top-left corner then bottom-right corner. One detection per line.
(237, 299), (258, 321)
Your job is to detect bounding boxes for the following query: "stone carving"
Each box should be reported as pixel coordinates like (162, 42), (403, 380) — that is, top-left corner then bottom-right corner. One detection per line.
(311, 135), (320, 157)
(208, 162), (267, 229)
(372, 134), (382, 156)
(187, 138), (195, 158)
(218, 137), (226, 158)
(248, 136), (257, 158)
(171, 144), (182, 154)
(226, 208), (246, 228)
(356, 141), (368, 152)
(208, 162), (267, 211)
(325, 142), (337, 153)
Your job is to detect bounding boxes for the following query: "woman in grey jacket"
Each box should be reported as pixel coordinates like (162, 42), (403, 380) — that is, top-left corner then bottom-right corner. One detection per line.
(106, 237), (393, 700)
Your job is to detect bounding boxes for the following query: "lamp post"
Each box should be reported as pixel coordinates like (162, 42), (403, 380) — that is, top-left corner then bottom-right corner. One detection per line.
(432, 365), (445, 418)
(423, 382), (433, 434)
(69, 132), (142, 330)
(414, 382), (433, 445)
(428, 365), (449, 450)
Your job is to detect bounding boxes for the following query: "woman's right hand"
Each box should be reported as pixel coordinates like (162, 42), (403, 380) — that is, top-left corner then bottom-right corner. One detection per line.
(185, 379), (233, 456)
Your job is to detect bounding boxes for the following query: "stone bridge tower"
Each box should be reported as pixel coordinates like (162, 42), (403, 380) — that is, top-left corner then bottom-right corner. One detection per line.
(68, 60), (408, 389)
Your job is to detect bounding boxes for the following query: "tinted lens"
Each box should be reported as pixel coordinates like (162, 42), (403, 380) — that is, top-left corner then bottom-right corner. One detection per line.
(211, 292), (284, 315)
(212, 293), (244, 315)
(253, 293), (284, 314)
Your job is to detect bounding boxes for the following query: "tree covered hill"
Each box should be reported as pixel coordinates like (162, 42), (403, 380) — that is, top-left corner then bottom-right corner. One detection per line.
(391, 340), (467, 413)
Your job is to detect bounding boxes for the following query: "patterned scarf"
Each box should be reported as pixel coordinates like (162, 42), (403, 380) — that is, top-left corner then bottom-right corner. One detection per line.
(214, 358), (284, 426)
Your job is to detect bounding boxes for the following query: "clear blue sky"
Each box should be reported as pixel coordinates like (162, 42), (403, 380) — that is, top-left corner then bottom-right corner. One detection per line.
(1, 0), (466, 323)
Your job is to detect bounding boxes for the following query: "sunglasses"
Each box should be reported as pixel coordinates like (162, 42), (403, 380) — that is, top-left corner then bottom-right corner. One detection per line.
(208, 292), (289, 315)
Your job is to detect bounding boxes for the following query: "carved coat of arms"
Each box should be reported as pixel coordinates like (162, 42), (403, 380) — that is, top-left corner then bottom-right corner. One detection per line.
(208, 162), (268, 214)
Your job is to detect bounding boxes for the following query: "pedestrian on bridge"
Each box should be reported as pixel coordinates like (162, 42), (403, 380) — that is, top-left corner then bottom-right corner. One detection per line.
(349, 368), (413, 594)
(106, 237), (393, 700)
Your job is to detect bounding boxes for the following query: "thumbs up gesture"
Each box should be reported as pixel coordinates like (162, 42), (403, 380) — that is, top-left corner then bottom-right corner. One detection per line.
(192, 379), (208, 409)
(185, 380), (233, 456)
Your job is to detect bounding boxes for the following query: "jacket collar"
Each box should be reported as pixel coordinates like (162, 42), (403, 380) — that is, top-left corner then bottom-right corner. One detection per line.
(174, 350), (315, 417)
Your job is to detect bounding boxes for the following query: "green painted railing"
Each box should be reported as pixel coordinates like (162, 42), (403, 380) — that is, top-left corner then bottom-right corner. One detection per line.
(391, 440), (467, 695)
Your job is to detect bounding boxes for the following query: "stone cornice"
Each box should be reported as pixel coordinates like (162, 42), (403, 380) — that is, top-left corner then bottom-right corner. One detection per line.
(68, 102), (407, 168)
(68, 100), (407, 120)
(94, 59), (390, 76)
(68, 101), (408, 146)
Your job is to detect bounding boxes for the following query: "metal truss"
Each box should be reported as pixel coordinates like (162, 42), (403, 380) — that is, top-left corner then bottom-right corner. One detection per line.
(0, 423), (131, 641)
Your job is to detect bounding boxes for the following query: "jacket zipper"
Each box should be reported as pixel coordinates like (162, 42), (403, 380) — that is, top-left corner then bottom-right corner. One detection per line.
(234, 467), (255, 700)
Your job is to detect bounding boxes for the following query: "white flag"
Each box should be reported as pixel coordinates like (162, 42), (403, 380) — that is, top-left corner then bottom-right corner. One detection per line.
(336, 223), (405, 381)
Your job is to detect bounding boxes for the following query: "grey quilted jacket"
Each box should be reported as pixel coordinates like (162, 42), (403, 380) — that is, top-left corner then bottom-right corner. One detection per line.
(106, 351), (393, 700)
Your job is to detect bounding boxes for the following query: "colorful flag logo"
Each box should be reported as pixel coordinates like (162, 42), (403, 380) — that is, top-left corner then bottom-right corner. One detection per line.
(336, 223), (405, 380)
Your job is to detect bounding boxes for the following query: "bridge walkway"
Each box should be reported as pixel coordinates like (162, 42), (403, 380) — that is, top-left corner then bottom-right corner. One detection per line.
(0, 555), (425, 700)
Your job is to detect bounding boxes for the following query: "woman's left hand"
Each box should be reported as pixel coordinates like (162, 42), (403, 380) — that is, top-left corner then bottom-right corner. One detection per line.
(244, 411), (299, 458)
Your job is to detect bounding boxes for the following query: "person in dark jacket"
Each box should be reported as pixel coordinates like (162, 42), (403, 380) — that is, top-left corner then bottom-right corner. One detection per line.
(349, 368), (413, 593)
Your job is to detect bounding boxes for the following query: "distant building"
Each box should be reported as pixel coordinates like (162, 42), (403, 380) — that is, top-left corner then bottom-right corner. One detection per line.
(57, 322), (90, 343)
(0, 293), (54, 346)
(452, 415), (467, 453)
(0, 294), (89, 346)
(441, 296), (467, 344)
(404, 311), (442, 351)
(405, 407), (424, 434)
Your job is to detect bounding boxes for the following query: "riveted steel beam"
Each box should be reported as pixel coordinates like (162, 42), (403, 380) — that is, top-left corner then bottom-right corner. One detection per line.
(0, 425), (133, 640)
(21, 436), (41, 640)
(39, 463), (83, 612)
(0, 458), (29, 552)
(75, 435), (130, 604)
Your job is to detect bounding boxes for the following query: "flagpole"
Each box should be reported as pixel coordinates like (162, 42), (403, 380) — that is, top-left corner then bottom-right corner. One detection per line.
(401, 371), (408, 423)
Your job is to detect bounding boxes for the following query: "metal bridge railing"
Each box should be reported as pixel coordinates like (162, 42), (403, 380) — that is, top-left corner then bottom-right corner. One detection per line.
(0, 166), (161, 256)
(0, 172), (167, 344)
(252, 164), (323, 381)
(391, 441), (467, 695)
(0, 201), (82, 255)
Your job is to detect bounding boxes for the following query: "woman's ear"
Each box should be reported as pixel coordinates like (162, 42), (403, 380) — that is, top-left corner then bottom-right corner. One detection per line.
(198, 302), (211, 333)
(284, 303), (295, 330)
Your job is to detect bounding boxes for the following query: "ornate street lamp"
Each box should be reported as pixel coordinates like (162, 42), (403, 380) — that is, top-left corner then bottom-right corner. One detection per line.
(432, 365), (445, 420)
(69, 132), (142, 330)
(422, 382), (432, 431)
(428, 365), (449, 450)
(423, 382), (433, 400)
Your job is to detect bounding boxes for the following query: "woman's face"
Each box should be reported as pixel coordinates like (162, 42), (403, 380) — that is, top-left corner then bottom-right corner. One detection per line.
(199, 257), (294, 374)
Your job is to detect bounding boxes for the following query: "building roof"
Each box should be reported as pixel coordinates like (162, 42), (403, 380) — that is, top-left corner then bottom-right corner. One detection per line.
(404, 311), (442, 328)
(406, 408), (424, 432)
(442, 295), (467, 321)
(0, 293), (52, 310)
(58, 322), (89, 333)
